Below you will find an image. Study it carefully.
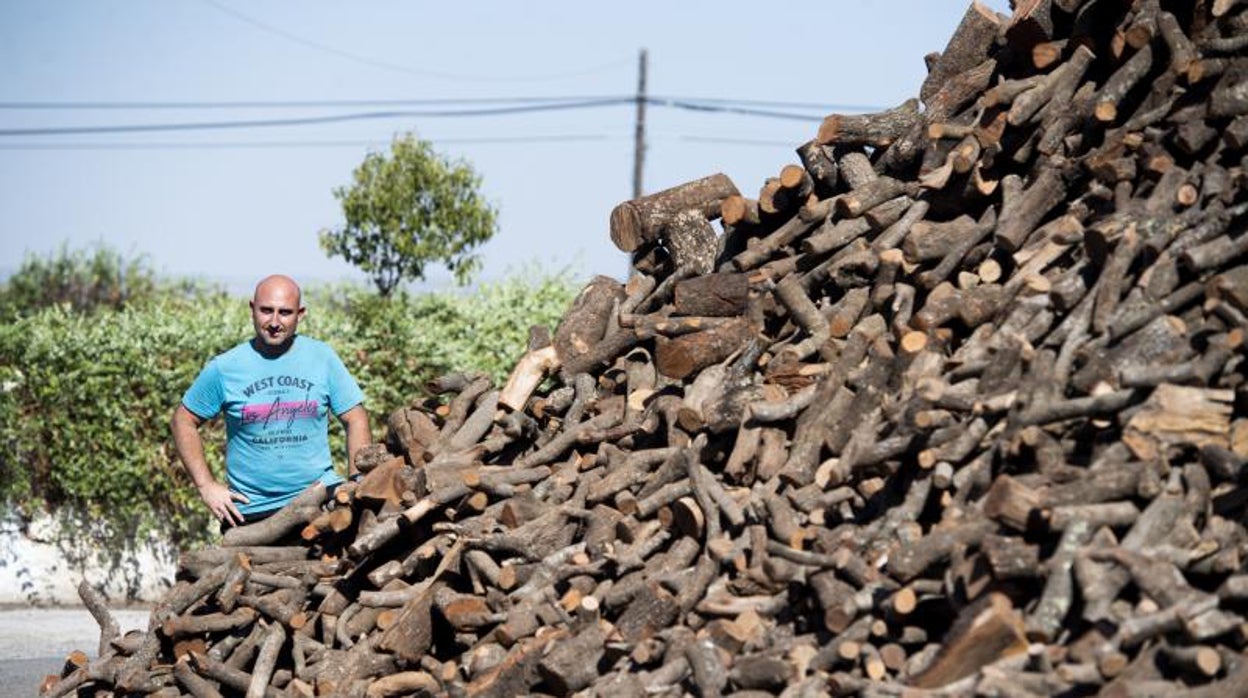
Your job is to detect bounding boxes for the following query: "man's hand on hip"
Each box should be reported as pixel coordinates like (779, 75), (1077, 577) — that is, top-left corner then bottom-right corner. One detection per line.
(197, 481), (249, 527)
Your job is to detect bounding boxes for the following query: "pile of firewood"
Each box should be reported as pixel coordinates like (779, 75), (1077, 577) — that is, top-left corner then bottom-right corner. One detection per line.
(43, 0), (1248, 695)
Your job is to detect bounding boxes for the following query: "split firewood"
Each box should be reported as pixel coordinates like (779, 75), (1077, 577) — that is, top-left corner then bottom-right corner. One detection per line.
(910, 593), (1028, 689)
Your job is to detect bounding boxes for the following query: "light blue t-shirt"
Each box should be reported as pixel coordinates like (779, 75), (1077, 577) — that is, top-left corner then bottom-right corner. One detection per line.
(181, 335), (365, 515)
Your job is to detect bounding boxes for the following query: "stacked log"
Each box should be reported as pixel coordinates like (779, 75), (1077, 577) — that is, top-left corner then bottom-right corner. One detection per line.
(43, 0), (1248, 696)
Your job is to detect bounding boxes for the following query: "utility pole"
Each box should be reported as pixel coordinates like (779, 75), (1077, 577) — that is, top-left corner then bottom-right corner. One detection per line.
(632, 48), (648, 200)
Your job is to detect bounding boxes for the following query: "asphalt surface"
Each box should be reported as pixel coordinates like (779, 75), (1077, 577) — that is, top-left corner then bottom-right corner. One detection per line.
(0, 607), (151, 697)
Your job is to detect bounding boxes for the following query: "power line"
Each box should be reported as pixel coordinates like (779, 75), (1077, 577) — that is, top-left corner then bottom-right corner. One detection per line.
(654, 96), (883, 112)
(0, 99), (635, 137)
(0, 133), (814, 151)
(0, 131), (817, 151)
(0, 134), (612, 150)
(679, 135), (802, 147)
(0, 96), (880, 112)
(0, 96), (835, 138)
(649, 97), (822, 122)
(0, 96), (628, 110)
(199, 0), (632, 83)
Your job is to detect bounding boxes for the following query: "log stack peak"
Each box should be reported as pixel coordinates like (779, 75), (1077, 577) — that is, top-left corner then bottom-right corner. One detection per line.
(46, 1), (1248, 696)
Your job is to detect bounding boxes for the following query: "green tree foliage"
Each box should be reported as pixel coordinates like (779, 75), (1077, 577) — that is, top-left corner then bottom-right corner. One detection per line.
(320, 134), (499, 296)
(0, 243), (223, 322)
(0, 243), (159, 320)
(0, 270), (576, 547)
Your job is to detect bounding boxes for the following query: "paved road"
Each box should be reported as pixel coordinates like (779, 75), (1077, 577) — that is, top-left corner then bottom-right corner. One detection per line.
(0, 607), (151, 697)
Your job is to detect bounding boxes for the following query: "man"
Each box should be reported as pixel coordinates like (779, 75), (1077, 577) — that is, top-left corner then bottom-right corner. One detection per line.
(171, 274), (371, 527)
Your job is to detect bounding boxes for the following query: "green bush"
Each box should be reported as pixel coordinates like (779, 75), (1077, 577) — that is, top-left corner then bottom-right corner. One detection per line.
(0, 295), (245, 545)
(1, 244), (155, 320)
(0, 271), (576, 547)
(0, 242), (225, 323)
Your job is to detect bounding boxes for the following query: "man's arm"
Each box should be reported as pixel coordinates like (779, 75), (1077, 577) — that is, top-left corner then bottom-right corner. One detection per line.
(338, 404), (372, 478)
(170, 404), (248, 525)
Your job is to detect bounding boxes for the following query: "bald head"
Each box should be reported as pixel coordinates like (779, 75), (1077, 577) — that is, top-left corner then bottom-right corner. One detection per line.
(250, 274), (305, 351)
(253, 274), (302, 307)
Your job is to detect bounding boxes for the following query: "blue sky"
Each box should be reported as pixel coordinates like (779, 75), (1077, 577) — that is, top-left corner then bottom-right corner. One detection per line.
(0, 1), (1012, 293)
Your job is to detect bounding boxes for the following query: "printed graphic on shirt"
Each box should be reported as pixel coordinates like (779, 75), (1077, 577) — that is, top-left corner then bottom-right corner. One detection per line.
(237, 375), (321, 450)
(241, 399), (319, 426)
(241, 375), (315, 398)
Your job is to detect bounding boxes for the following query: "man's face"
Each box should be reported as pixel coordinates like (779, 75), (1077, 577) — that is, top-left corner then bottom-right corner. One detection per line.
(250, 281), (305, 347)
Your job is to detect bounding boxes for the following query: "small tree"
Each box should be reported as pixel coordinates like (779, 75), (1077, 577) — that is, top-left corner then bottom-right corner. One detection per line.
(320, 134), (498, 296)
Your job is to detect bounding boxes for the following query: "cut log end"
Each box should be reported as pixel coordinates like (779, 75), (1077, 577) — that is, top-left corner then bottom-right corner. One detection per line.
(609, 203), (645, 253)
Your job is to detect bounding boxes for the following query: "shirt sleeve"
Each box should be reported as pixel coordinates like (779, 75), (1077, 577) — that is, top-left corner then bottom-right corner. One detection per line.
(325, 347), (365, 416)
(181, 359), (224, 420)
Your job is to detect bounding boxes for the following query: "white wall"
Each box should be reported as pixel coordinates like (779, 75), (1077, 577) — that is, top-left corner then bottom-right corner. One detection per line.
(0, 506), (177, 605)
